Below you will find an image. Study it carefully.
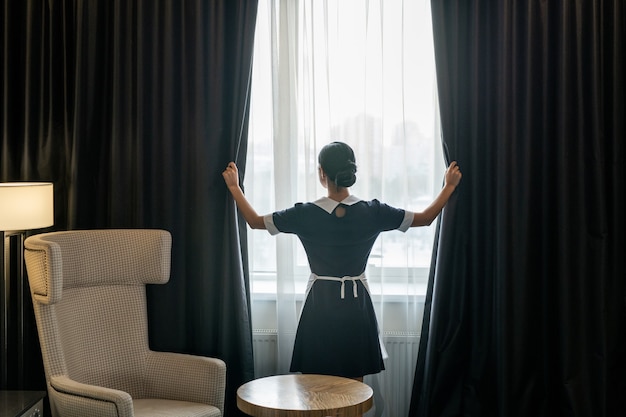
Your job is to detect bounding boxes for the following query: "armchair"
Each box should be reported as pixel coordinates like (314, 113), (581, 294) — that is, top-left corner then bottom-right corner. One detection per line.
(24, 229), (226, 417)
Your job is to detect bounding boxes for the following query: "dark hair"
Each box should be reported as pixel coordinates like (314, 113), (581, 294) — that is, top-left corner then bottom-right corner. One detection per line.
(318, 141), (357, 188)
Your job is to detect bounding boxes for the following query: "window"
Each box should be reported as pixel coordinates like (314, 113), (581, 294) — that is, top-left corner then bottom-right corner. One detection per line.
(245, 0), (442, 305)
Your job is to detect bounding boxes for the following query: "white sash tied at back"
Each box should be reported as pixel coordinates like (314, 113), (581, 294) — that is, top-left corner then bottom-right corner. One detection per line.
(305, 273), (368, 299)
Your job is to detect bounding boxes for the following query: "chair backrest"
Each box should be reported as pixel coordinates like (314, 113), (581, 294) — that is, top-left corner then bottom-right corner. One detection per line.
(24, 229), (172, 398)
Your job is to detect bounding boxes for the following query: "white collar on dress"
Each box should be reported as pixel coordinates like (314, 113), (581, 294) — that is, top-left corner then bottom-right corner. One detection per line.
(312, 195), (362, 214)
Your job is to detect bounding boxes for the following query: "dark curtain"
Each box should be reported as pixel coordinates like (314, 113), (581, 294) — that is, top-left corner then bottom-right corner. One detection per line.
(1, 1), (257, 416)
(410, 1), (626, 417)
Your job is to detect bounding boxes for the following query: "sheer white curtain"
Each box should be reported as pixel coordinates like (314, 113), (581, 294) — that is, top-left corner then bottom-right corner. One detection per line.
(245, 0), (441, 415)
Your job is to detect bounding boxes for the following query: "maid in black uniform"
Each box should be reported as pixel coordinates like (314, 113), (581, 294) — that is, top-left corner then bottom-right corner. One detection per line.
(223, 141), (462, 382)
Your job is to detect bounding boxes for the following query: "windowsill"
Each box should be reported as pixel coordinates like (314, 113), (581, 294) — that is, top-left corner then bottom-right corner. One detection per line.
(251, 281), (427, 303)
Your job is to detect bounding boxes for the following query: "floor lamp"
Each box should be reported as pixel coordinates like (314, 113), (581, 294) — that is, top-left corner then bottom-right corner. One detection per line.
(0, 182), (54, 389)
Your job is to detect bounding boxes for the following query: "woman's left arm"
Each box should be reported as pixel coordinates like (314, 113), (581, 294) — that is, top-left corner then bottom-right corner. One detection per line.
(222, 162), (267, 230)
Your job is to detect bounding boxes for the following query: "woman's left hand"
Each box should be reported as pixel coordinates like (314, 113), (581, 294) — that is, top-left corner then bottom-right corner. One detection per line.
(222, 162), (240, 188)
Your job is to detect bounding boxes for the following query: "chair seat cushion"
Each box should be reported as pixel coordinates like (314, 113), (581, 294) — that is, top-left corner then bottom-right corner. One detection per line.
(133, 399), (221, 417)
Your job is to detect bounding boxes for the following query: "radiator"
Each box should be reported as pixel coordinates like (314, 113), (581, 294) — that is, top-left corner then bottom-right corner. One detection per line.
(252, 331), (420, 417)
(251, 330), (279, 378)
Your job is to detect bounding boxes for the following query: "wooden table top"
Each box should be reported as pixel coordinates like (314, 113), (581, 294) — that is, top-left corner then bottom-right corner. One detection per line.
(236, 374), (373, 417)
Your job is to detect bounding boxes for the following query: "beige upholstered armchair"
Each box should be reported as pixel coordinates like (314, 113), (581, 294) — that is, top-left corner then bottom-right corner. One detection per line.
(24, 229), (226, 417)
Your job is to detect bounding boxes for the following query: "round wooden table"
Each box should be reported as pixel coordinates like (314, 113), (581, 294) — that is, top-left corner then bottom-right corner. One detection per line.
(236, 374), (374, 417)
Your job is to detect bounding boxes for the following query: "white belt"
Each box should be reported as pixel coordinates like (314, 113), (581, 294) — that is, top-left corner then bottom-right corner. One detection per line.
(306, 273), (368, 299)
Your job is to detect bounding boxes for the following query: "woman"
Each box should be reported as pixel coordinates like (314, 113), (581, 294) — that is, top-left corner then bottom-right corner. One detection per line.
(223, 141), (462, 381)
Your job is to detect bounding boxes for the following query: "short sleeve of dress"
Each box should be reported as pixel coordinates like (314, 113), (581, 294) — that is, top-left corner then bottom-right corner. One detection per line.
(371, 199), (412, 233)
(265, 203), (305, 236)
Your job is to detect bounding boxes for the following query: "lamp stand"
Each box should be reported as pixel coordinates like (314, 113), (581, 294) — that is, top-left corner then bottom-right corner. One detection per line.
(0, 231), (26, 390)
(1, 230), (6, 389)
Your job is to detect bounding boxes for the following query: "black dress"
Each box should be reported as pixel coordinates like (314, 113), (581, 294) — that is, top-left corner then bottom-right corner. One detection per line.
(265, 195), (412, 378)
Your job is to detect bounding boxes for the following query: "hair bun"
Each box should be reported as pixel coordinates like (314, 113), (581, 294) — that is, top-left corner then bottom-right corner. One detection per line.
(334, 168), (357, 188)
(318, 142), (358, 188)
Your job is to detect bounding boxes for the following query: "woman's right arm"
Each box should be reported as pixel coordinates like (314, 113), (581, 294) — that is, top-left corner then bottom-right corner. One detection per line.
(222, 162), (267, 230)
(410, 161), (462, 227)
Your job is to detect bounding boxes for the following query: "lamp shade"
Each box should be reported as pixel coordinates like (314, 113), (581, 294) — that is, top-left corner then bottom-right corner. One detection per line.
(0, 182), (54, 231)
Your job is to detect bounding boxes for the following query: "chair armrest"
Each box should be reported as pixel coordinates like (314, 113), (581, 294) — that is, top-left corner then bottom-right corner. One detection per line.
(144, 351), (226, 413)
(50, 375), (134, 417)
